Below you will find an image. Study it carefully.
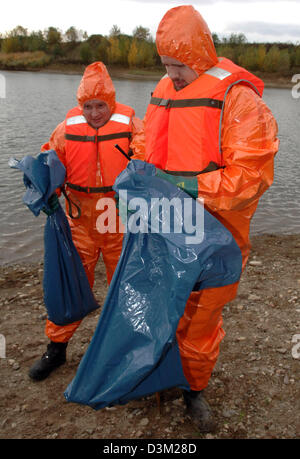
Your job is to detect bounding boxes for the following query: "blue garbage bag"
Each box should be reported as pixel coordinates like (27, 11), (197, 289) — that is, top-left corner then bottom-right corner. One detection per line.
(64, 160), (242, 409)
(9, 150), (99, 325)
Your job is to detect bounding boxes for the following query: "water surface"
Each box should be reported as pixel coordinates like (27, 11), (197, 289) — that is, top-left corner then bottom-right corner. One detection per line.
(0, 71), (299, 265)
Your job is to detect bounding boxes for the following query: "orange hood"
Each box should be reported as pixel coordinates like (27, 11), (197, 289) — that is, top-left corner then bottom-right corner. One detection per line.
(77, 61), (116, 113)
(156, 5), (218, 76)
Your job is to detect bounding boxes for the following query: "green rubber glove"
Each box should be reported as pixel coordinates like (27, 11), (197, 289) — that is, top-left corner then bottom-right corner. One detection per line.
(42, 193), (60, 216)
(155, 169), (198, 199)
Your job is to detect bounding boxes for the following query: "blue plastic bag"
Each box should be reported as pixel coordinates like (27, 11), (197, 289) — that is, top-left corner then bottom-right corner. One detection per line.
(64, 160), (242, 409)
(9, 150), (99, 325)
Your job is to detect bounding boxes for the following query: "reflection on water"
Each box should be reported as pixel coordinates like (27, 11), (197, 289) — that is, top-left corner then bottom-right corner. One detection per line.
(0, 71), (299, 265)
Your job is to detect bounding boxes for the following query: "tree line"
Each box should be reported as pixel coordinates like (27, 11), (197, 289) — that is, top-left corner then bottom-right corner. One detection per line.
(0, 25), (299, 74)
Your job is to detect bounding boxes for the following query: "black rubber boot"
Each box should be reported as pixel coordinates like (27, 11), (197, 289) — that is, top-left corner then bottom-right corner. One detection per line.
(183, 390), (216, 433)
(28, 341), (68, 381)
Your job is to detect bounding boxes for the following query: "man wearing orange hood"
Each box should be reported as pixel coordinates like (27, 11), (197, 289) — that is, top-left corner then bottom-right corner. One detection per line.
(143, 6), (279, 431)
(29, 61), (143, 381)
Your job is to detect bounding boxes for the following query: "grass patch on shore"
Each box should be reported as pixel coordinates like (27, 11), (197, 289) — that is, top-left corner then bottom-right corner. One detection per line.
(0, 51), (51, 69)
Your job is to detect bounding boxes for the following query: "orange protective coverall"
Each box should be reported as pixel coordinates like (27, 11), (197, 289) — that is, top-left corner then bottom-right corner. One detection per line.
(143, 6), (279, 390)
(42, 62), (144, 343)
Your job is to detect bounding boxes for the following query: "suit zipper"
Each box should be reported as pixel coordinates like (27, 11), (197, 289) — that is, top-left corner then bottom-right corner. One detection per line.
(95, 132), (102, 187)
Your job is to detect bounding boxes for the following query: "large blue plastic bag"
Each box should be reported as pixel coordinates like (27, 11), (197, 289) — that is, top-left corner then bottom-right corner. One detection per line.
(9, 150), (99, 325)
(64, 160), (242, 409)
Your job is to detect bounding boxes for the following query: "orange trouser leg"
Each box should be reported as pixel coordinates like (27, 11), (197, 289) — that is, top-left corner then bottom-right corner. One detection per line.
(101, 231), (124, 284)
(45, 319), (83, 343)
(176, 282), (239, 391)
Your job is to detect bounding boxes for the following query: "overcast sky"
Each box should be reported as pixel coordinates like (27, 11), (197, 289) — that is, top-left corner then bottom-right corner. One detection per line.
(1, 0), (300, 43)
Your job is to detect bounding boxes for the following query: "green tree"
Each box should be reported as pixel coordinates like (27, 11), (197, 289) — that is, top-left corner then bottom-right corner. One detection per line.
(295, 45), (300, 66)
(95, 40), (109, 63)
(1, 26), (29, 52)
(82, 31), (89, 41)
(87, 34), (104, 48)
(79, 42), (92, 64)
(278, 49), (290, 73)
(27, 31), (46, 52)
(128, 39), (138, 67)
(212, 33), (220, 47)
(10, 26), (28, 38)
(45, 27), (62, 46)
(263, 45), (281, 72)
(228, 33), (247, 45)
(65, 26), (79, 43)
(109, 25), (121, 37)
(1, 37), (18, 53)
(45, 27), (62, 56)
(86, 34), (109, 63)
(118, 35), (131, 66)
(128, 39), (155, 68)
(238, 46), (258, 71)
(107, 36), (121, 64)
(216, 45), (235, 61)
(290, 45), (300, 68)
(132, 26), (151, 42)
(257, 45), (267, 71)
(138, 41), (155, 67)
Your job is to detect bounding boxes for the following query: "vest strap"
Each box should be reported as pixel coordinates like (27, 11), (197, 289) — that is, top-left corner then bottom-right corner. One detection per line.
(65, 132), (132, 142)
(164, 161), (223, 176)
(65, 134), (96, 142)
(150, 97), (223, 109)
(66, 182), (113, 194)
(61, 186), (81, 219)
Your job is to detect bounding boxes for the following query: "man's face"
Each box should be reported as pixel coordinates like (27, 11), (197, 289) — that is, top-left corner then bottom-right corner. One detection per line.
(82, 99), (111, 129)
(161, 56), (198, 91)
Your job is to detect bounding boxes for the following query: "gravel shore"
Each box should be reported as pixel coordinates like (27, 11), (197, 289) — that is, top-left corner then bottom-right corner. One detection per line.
(0, 233), (299, 439)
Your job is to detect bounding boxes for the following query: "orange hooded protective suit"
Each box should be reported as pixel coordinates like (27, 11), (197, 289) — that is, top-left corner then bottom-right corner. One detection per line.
(144, 6), (279, 390)
(42, 62), (143, 343)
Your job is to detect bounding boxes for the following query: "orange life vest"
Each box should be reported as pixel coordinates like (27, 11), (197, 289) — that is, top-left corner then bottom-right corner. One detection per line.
(64, 102), (134, 194)
(145, 57), (264, 174)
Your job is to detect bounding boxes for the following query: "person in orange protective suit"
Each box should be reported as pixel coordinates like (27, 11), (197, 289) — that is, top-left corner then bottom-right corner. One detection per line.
(140, 5), (279, 431)
(29, 61), (144, 381)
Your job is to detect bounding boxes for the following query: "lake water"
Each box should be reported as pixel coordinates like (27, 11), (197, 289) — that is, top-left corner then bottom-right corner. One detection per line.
(0, 70), (299, 265)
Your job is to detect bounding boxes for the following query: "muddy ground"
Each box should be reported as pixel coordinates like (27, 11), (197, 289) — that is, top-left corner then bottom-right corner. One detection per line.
(0, 233), (299, 440)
